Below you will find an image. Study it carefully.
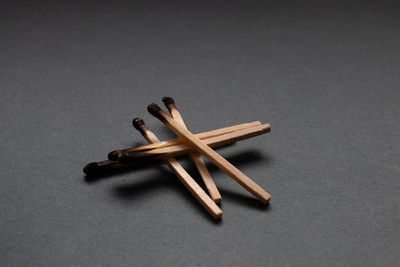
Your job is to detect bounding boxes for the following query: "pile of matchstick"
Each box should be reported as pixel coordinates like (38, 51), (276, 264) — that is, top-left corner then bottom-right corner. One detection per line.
(83, 97), (271, 220)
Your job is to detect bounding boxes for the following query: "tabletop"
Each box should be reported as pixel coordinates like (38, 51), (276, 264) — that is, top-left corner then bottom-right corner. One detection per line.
(1, 1), (399, 266)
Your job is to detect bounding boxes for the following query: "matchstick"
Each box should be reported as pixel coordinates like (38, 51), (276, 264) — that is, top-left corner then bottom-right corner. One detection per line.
(108, 121), (262, 160)
(83, 160), (125, 175)
(119, 124), (270, 163)
(132, 118), (223, 220)
(147, 104), (271, 204)
(84, 123), (270, 175)
(162, 97), (222, 203)
(83, 159), (161, 176)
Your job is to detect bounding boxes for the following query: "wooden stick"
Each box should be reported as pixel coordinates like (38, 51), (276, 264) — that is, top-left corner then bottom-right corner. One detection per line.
(132, 118), (223, 220)
(84, 123), (270, 175)
(119, 124), (270, 163)
(83, 160), (126, 175)
(162, 97), (222, 203)
(147, 104), (271, 204)
(108, 121), (261, 160)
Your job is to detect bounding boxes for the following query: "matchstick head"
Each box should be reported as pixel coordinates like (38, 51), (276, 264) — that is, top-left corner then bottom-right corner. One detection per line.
(162, 97), (175, 105)
(83, 162), (100, 175)
(108, 150), (122, 161)
(83, 160), (116, 175)
(132, 117), (148, 136)
(117, 152), (131, 164)
(132, 117), (145, 129)
(162, 96), (176, 112)
(147, 103), (166, 122)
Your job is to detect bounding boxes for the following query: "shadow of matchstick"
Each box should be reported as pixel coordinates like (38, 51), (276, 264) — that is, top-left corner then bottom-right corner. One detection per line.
(111, 150), (271, 198)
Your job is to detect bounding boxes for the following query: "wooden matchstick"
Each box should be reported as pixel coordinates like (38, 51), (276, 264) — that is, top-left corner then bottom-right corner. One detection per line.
(83, 160), (124, 175)
(132, 118), (223, 220)
(108, 121), (261, 160)
(147, 104), (271, 204)
(84, 123), (270, 175)
(162, 97), (222, 203)
(83, 158), (162, 176)
(119, 124), (270, 163)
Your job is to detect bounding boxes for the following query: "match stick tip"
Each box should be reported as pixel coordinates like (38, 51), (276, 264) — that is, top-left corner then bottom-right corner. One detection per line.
(108, 150), (122, 161)
(214, 196), (222, 204)
(83, 162), (99, 175)
(147, 103), (161, 113)
(214, 210), (223, 220)
(264, 194), (272, 204)
(132, 117), (145, 129)
(147, 103), (165, 121)
(162, 96), (175, 105)
(117, 152), (131, 164)
(132, 117), (148, 136)
(162, 96), (176, 112)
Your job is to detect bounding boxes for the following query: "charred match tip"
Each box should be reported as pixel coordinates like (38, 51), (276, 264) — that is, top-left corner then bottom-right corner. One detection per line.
(132, 117), (148, 136)
(117, 152), (131, 164)
(132, 117), (145, 129)
(147, 103), (161, 113)
(108, 150), (122, 161)
(147, 103), (166, 121)
(83, 162), (99, 175)
(162, 96), (175, 105)
(162, 96), (176, 112)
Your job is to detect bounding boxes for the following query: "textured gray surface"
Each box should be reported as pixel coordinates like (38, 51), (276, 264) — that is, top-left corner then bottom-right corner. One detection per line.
(1, 1), (399, 266)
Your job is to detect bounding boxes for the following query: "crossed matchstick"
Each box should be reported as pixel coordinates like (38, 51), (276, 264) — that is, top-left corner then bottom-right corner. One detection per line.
(83, 97), (271, 220)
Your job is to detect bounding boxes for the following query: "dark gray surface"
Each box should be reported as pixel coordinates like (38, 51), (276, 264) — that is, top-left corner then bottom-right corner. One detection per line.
(1, 1), (399, 266)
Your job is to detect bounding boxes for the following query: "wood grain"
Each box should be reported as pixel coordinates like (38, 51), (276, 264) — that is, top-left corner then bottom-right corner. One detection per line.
(148, 104), (271, 204)
(135, 119), (223, 220)
(166, 101), (222, 203)
(119, 124), (270, 163)
(108, 121), (262, 160)
(85, 124), (270, 175)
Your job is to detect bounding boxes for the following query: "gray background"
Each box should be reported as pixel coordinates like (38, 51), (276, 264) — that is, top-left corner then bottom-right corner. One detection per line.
(1, 1), (399, 266)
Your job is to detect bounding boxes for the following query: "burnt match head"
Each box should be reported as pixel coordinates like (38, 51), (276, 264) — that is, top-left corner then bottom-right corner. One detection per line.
(162, 96), (175, 105)
(132, 117), (145, 128)
(83, 162), (100, 175)
(132, 117), (148, 136)
(162, 96), (176, 112)
(108, 150), (123, 161)
(117, 152), (131, 164)
(147, 103), (166, 122)
(83, 160), (117, 175)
